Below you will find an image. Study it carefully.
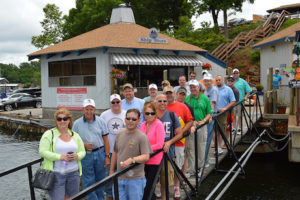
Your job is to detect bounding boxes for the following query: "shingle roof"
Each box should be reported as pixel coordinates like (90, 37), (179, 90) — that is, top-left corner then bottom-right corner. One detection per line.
(267, 3), (300, 13)
(28, 23), (206, 57)
(253, 22), (300, 49)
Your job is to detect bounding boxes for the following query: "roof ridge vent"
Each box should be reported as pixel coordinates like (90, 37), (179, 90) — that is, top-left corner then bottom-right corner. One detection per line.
(110, 5), (135, 24)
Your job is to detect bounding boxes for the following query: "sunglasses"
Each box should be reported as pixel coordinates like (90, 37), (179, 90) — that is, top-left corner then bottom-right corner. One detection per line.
(156, 100), (167, 103)
(126, 117), (138, 121)
(227, 79), (234, 82)
(111, 101), (120, 104)
(57, 117), (69, 122)
(145, 112), (156, 116)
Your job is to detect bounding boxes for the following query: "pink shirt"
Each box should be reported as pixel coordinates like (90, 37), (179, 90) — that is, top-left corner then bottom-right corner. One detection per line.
(140, 118), (166, 165)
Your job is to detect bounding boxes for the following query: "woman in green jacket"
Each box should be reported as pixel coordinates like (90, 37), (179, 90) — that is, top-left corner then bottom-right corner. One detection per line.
(39, 108), (86, 200)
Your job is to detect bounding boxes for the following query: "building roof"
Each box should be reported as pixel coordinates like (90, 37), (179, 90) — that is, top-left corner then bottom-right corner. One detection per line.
(28, 23), (206, 57)
(253, 22), (300, 49)
(267, 3), (300, 13)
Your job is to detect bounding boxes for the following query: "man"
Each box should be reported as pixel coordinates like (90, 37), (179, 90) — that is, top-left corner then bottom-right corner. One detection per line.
(184, 80), (213, 176)
(189, 71), (197, 80)
(161, 80), (171, 91)
(164, 86), (193, 198)
(227, 75), (240, 133)
(215, 76), (236, 153)
(121, 83), (145, 113)
(73, 99), (110, 200)
(143, 83), (158, 101)
(203, 73), (219, 166)
(200, 70), (216, 91)
(155, 94), (183, 200)
(109, 109), (152, 200)
(174, 75), (191, 95)
(273, 68), (282, 89)
(233, 68), (252, 134)
(100, 94), (126, 200)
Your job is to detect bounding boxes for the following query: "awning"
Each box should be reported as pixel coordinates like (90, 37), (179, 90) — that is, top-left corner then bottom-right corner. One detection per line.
(111, 53), (203, 66)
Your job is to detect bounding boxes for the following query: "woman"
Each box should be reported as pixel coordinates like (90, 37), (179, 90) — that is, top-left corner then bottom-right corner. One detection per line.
(39, 108), (86, 200)
(140, 101), (165, 200)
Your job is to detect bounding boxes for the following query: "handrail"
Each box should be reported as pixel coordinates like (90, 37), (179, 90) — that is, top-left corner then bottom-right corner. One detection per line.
(0, 158), (42, 177)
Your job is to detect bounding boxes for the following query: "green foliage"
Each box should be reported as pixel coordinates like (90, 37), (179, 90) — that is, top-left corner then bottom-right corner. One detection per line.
(228, 22), (262, 39)
(279, 19), (300, 31)
(32, 4), (64, 49)
(250, 49), (260, 66)
(255, 84), (264, 91)
(0, 61), (41, 87)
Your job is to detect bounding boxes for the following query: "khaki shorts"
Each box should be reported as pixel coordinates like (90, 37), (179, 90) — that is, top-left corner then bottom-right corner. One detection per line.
(160, 160), (174, 187)
(175, 146), (185, 169)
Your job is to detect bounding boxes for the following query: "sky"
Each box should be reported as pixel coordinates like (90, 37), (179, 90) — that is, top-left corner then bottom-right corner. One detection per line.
(0, 0), (299, 66)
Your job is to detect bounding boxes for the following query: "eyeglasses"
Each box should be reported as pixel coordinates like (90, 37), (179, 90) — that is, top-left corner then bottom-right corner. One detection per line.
(57, 117), (69, 122)
(233, 72), (239, 74)
(111, 101), (120, 104)
(227, 80), (234, 82)
(156, 100), (167, 103)
(126, 117), (138, 121)
(145, 112), (156, 116)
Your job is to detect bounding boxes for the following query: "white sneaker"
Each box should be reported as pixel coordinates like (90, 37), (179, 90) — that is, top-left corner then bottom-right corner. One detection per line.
(185, 172), (191, 178)
(237, 128), (241, 135)
(156, 190), (161, 198)
(217, 148), (224, 154)
(205, 163), (210, 168)
(174, 186), (181, 198)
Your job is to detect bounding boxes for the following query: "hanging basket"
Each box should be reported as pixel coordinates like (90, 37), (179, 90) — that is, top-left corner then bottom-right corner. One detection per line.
(202, 63), (212, 70)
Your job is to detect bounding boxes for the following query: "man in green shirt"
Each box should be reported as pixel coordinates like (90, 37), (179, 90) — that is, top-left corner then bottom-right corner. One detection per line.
(184, 79), (213, 176)
(233, 68), (252, 134)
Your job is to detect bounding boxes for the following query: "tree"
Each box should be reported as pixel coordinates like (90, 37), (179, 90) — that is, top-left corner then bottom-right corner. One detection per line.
(32, 4), (64, 49)
(197, 0), (222, 31)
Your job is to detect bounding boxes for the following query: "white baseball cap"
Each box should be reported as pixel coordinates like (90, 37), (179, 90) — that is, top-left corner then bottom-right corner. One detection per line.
(149, 83), (158, 90)
(110, 94), (121, 102)
(83, 99), (95, 108)
(203, 73), (212, 80)
(275, 68), (280, 71)
(189, 79), (199, 86)
(233, 68), (239, 73)
(202, 70), (208, 75)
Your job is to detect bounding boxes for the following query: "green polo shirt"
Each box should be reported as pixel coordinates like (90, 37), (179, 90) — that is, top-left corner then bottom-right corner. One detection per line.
(234, 78), (252, 101)
(184, 93), (213, 121)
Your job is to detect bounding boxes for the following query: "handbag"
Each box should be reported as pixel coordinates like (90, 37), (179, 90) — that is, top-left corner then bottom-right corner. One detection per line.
(32, 130), (55, 190)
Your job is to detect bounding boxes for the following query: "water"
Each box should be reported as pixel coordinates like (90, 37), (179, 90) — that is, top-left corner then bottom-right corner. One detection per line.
(0, 131), (44, 200)
(198, 150), (300, 200)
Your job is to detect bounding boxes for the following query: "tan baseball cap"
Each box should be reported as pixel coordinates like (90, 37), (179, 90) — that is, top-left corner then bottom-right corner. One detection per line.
(163, 85), (174, 93)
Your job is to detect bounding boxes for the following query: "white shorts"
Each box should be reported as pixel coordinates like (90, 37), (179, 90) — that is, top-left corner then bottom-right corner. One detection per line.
(175, 146), (185, 169)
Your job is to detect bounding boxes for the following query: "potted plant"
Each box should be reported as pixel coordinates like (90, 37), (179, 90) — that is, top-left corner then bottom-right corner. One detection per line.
(277, 98), (287, 114)
(202, 63), (212, 70)
(255, 84), (264, 95)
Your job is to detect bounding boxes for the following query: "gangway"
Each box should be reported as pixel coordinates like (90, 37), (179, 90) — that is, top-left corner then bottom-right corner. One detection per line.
(0, 90), (283, 200)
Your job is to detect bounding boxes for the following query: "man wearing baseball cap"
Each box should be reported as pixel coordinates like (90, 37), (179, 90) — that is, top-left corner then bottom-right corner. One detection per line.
(144, 83), (158, 102)
(273, 68), (282, 89)
(121, 83), (145, 114)
(73, 99), (110, 200)
(184, 79), (213, 177)
(233, 68), (252, 134)
(100, 94), (126, 200)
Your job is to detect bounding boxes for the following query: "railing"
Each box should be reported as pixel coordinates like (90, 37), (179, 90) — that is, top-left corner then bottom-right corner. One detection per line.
(0, 91), (264, 200)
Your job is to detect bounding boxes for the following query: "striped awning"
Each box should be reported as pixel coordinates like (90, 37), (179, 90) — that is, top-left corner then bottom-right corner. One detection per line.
(111, 53), (202, 66)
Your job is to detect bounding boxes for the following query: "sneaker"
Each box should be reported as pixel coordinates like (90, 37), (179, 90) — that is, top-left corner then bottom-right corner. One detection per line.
(205, 163), (210, 168)
(185, 172), (191, 178)
(237, 128), (241, 135)
(217, 148), (224, 154)
(156, 190), (161, 198)
(174, 186), (181, 198)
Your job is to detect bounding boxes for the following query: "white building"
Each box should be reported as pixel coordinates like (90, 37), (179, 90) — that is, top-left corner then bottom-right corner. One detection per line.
(253, 22), (300, 103)
(28, 5), (226, 118)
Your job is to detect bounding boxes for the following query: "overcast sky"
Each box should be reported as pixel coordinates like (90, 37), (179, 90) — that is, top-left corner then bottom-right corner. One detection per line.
(0, 0), (299, 66)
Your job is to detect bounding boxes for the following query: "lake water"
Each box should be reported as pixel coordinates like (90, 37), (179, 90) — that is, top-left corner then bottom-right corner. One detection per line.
(1, 131), (300, 200)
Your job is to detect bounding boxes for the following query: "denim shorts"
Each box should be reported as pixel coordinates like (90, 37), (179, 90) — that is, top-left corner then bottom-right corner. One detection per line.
(113, 178), (146, 200)
(48, 170), (80, 200)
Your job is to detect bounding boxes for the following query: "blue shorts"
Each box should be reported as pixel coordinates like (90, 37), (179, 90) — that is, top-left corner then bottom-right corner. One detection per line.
(114, 178), (146, 200)
(48, 170), (80, 200)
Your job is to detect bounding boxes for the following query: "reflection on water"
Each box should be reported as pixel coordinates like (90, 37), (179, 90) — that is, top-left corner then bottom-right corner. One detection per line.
(198, 150), (300, 200)
(0, 132), (45, 200)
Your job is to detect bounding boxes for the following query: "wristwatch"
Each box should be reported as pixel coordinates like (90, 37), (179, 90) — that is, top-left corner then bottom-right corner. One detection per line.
(105, 154), (110, 158)
(131, 157), (136, 164)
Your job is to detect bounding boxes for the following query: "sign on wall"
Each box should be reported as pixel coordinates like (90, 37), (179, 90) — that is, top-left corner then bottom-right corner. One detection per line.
(57, 88), (87, 110)
(138, 28), (168, 44)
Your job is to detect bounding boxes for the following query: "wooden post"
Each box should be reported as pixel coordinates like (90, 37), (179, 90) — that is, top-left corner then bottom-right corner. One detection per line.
(227, 67), (233, 76)
(163, 70), (168, 80)
(263, 92), (269, 114)
(272, 90), (277, 114)
(290, 88), (295, 115)
(267, 68), (273, 113)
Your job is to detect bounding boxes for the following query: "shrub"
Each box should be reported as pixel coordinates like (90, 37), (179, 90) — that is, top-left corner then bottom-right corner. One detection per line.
(256, 84), (264, 91)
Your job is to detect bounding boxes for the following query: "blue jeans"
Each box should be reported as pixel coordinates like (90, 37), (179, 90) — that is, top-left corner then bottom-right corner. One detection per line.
(115, 178), (146, 200)
(81, 148), (106, 200)
(48, 170), (80, 200)
(205, 119), (215, 164)
(104, 154), (113, 198)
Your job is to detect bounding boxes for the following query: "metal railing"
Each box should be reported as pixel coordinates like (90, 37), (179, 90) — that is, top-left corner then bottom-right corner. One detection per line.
(0, 91), (264, 200)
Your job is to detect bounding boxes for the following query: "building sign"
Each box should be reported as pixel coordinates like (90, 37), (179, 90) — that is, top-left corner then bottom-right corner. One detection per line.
(138, 28), (168, 44)
(57, 88), (87, 110)
(289, 80), (300, 88)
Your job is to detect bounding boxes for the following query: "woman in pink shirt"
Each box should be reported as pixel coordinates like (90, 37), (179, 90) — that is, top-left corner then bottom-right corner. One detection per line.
(140, 101), (165, 200)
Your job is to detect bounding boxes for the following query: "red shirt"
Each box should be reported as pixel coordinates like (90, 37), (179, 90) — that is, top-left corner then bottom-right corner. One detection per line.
(167, 101), (193, 146)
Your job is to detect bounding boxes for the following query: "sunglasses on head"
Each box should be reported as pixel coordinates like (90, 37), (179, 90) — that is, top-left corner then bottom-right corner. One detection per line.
(111, 101), (120, 104)
(57, 117), (69, 122)
(145, 112), (156, 116)
(156, 100), (167, 103)
(126, 117), (138, 121)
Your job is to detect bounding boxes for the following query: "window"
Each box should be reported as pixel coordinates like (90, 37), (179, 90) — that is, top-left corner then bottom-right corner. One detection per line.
(49, 58), (96, 87)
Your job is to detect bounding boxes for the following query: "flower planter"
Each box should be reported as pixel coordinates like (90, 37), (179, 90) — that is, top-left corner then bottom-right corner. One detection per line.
(277, 105), (287, 114)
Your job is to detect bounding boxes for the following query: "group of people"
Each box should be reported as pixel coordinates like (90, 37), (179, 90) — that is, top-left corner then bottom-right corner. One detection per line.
(39, 68), (252, 200)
